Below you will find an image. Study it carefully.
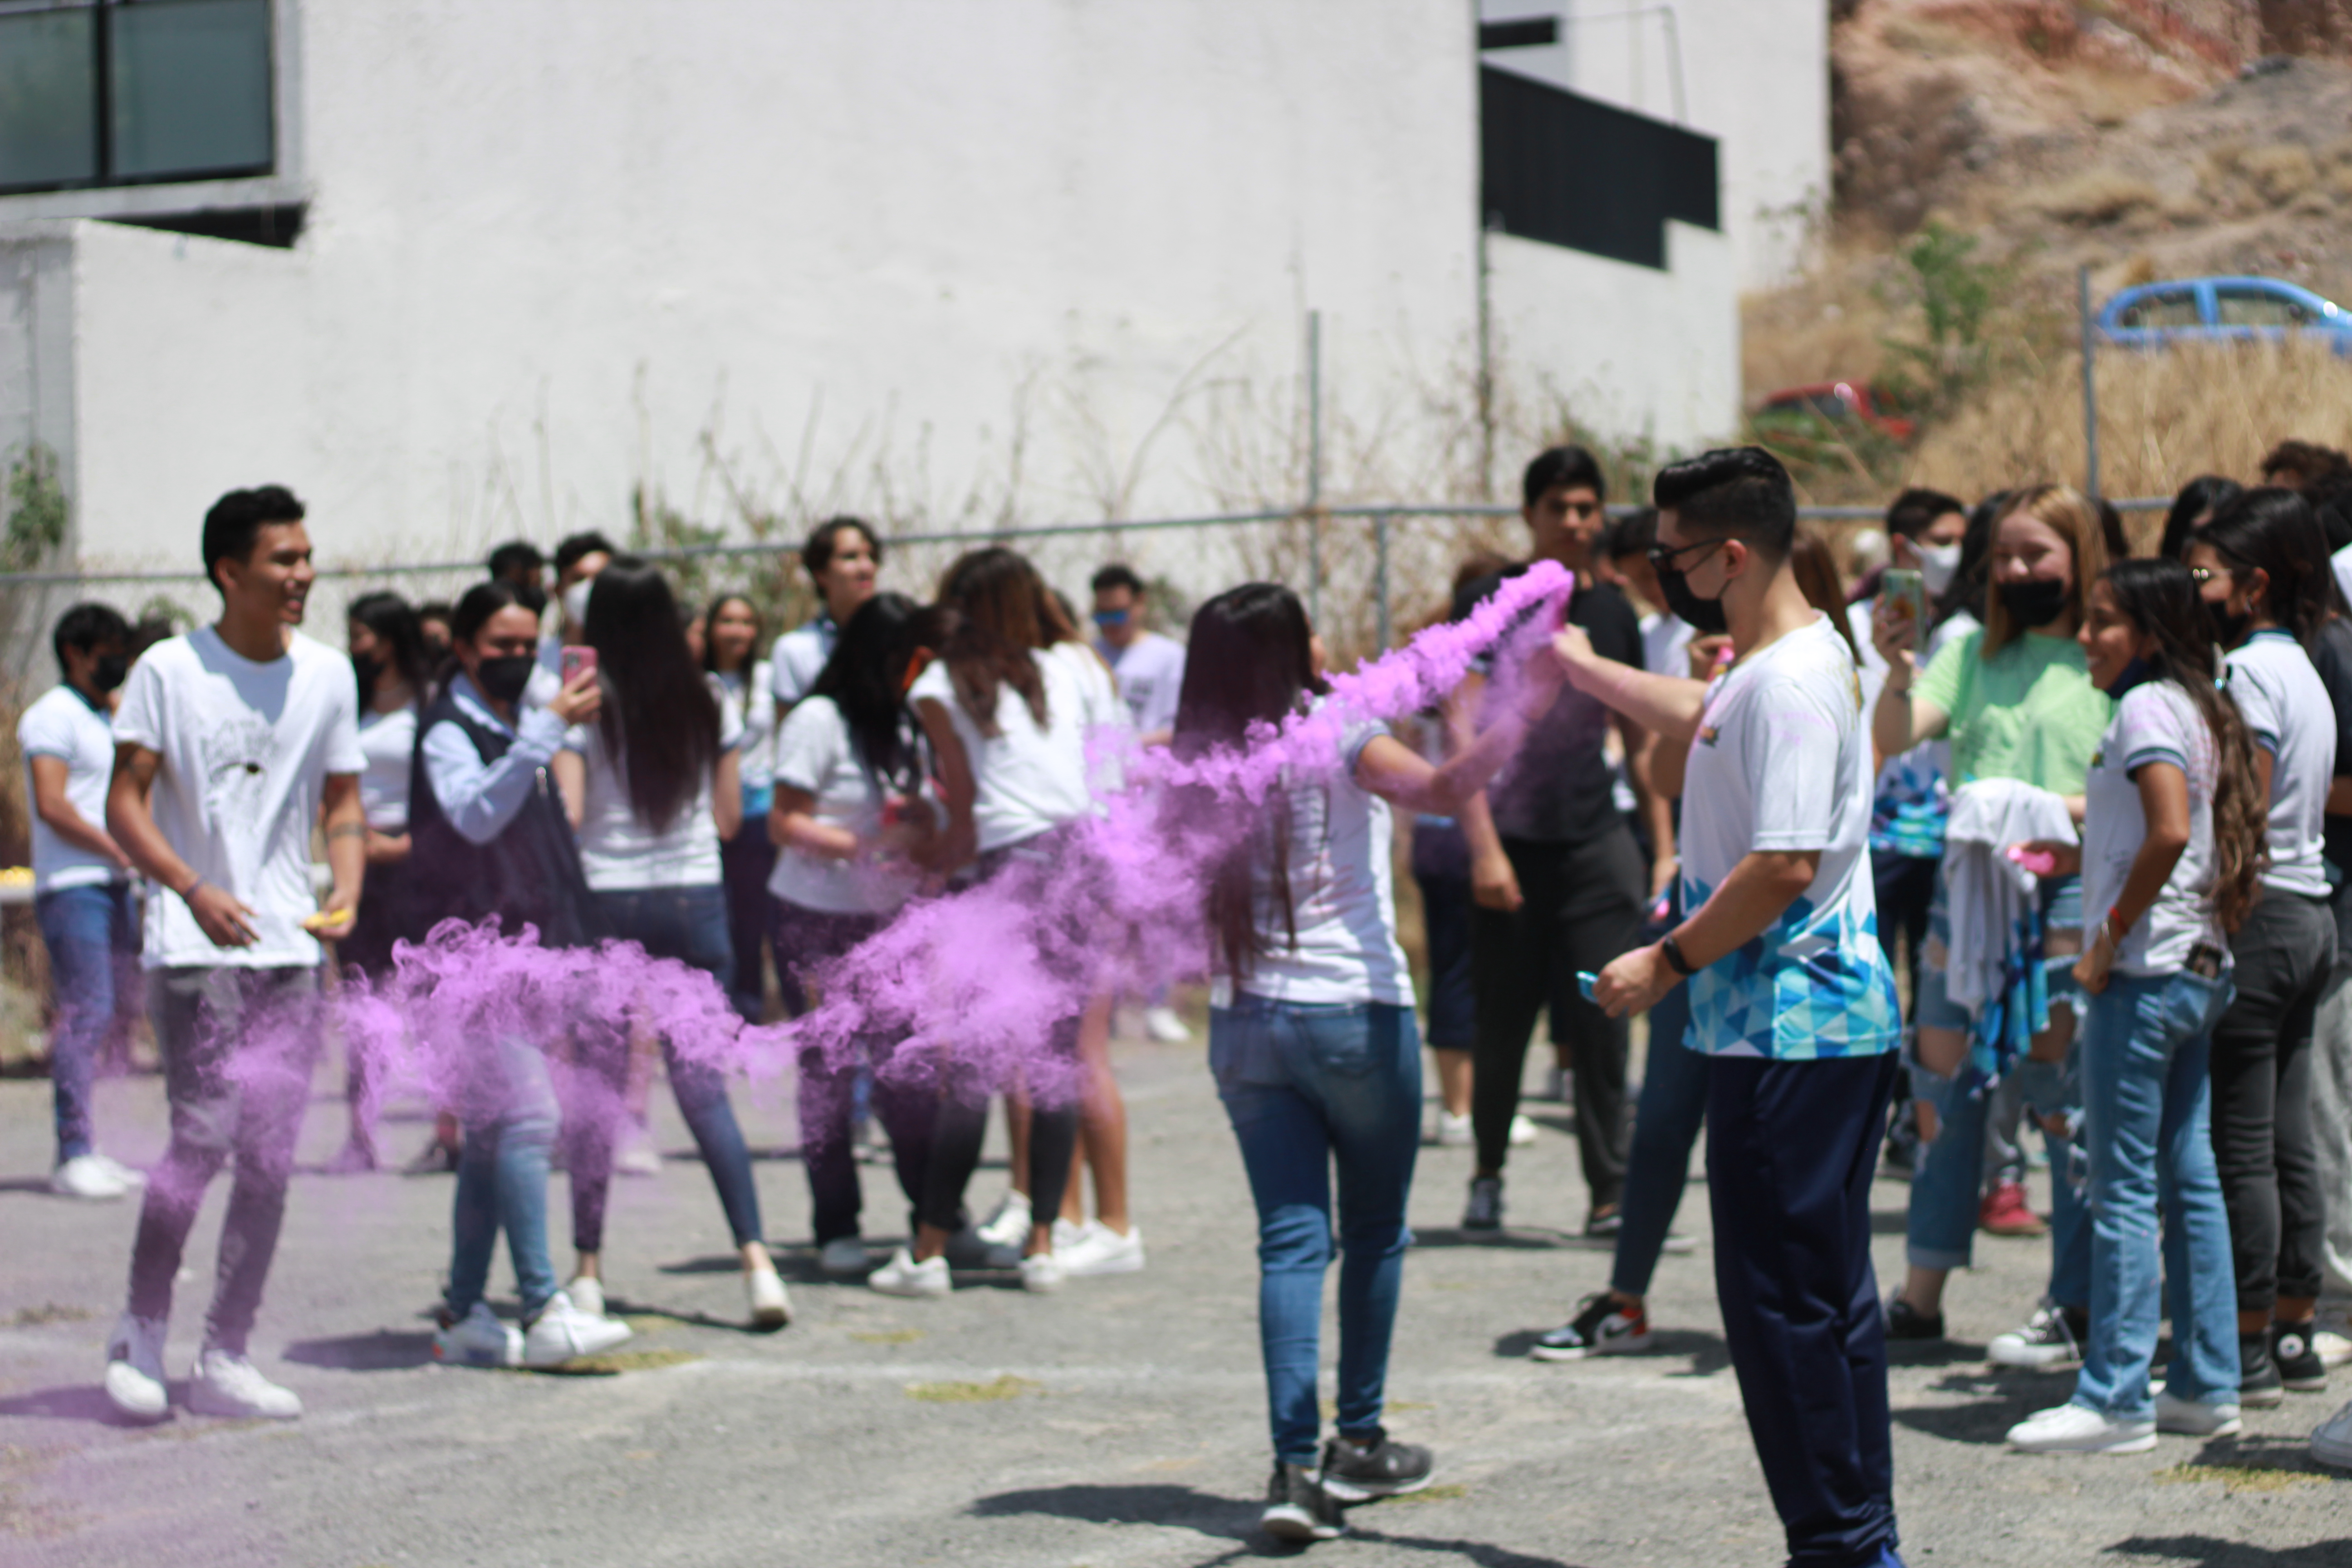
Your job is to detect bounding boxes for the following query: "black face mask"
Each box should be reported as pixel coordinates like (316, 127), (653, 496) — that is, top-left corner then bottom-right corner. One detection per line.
(1656, 563), (1729, 636)
(351, 652), (383, 703)
(90, 653), (129, 694)
(2204, 602), (2253, 650)
(475, 653), (536, 704)
(1998, 578), (2070, 630)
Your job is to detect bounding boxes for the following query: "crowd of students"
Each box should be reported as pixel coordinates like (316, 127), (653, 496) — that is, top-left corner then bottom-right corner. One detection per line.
(18, 439), (2352, 1558)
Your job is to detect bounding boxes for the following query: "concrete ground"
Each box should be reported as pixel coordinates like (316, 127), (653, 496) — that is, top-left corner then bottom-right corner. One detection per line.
(2, 1025), (2348, 1568)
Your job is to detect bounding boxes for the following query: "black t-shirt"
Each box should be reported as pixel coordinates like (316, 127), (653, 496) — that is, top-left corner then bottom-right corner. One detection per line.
(2308, 617), (2352, 913)
(1450, 565), (1643, 844)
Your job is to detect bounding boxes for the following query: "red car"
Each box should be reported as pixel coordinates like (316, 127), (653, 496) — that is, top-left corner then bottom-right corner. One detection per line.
(1757, 382), (1916, 443)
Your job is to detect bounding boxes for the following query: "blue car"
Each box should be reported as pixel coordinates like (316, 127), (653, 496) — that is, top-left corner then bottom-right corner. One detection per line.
(2097, 275), (2352, 353)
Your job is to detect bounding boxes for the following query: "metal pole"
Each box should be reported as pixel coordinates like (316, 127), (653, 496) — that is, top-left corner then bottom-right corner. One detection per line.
(2078, 264), (2100, 499)
(1307, 309), (1323, 626)
(1374, 510), (1393, 652)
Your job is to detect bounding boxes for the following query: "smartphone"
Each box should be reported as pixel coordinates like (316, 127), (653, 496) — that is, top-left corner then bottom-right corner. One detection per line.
(1883, 568), (1927, 641)
(560, 645), (598, 685)
(1576, 971), (1599, 1003)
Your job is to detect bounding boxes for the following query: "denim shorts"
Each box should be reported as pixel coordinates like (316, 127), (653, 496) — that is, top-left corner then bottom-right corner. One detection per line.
(1914, 870), (2083, 1034)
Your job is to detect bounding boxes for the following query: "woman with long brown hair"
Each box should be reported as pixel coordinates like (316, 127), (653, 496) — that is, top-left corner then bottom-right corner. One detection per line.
(2005, 555), (2264, 1452)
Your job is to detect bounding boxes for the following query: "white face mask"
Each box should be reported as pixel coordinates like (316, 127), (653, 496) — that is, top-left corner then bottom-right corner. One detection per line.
(1916, 540), (1962, 598)
(562, 579), (593, 628)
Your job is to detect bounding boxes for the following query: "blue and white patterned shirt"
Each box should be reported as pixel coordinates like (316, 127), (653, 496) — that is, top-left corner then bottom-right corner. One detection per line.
(1678, 615), (1900, 1060)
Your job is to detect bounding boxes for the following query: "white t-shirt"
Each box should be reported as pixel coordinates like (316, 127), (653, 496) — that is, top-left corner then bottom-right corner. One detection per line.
(909, 649), (1093, 853)
(2226, 631), (2335, 899)
(17, 684), (127, 894)
(768, 695), (929, 915)
(2083, 679), (2226, 977)
(712, 661), (777, 793)
(562, 701), (743, 892)
(1678, 615), (1899, 1060)
(770, 617), (839, 710)
(1096, 630), (1187, 736)
(1215, 713), (1413, 1008)
(1639, 609), (1695, 678)
(355, 706), (417, 832)
(112, 627), (366, 969)
(2332, 542), (2352, 616)
(1052, 640), (1134, 798)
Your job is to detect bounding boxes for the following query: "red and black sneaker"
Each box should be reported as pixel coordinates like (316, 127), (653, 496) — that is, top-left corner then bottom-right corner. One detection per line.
(1530, 1292), (1651, 1362)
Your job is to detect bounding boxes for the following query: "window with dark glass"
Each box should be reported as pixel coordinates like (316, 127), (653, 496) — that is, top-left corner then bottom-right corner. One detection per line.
(0, 0), (273, 196)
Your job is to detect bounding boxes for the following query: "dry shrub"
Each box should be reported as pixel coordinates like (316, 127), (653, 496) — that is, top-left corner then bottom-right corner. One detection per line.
(2034, 168), (2163, 225)
(1907, 338), (2352, 510)
(2202, 140), (2321, 211)
(1742, 248), (1896, 395)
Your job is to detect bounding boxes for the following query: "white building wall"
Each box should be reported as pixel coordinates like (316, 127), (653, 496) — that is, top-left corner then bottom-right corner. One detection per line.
(4, 0), (1741, 591)
(1478, 0), (1828, 289)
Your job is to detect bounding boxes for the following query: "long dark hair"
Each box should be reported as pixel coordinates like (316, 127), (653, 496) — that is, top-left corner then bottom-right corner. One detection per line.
(2097, 558), (2267, 933)
(2192, 486), (2332, 650)
(1937, 488), (2008, 628)
(807, 592), (926, 788)
(2160, 475), (2243, 562)
(348, 589), (433, 706)
(584, 558), (722, 833)
(700, 593), (764, 675)
(1171, 584), (1329, 981)
(935, 547), (1049, 734)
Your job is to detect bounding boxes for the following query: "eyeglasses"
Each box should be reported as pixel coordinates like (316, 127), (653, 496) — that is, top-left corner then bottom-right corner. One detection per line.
(1646, 537), (1729, 573)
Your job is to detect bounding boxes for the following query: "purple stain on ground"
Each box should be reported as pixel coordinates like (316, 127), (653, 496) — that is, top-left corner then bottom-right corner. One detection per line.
(317, 563), (1573, 1142)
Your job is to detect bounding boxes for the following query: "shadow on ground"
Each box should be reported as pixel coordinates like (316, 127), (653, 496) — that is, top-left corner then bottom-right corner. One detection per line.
(2106, 1535), (2352, 1566)
(968, 1484), (1596, 1566)
(283, 1331), (436, 1372)
(1488, 1327), (1730, 1376)
(0, 1382), (163, 1426)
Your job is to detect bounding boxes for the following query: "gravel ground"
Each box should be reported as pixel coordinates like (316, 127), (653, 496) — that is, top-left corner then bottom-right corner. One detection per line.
(2, 1026), (2347, 1568)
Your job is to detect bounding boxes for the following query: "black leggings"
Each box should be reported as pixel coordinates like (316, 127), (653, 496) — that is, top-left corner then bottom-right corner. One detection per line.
(2210, 888), (2337, 1312)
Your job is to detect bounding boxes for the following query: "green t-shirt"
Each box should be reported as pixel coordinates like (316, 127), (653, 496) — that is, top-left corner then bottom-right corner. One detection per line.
(1915, 627), (2111, 795)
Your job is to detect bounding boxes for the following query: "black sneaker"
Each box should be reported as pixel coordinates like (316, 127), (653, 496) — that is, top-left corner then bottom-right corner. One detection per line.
(1883, 1295), (1944, 1342)
(1260, 1461), (1344, 1542)
(2274, 1322), (2330, 1393)
(1583, 1210), (1622, 1241)
(1531, 1292), (1651, 1362)
(1318, 1429), (1435, 1502)
(1462, 1175), (1503, 1232)
(1987, 1300), (2087, 1370)
(2240, 1333), (2286, 1408)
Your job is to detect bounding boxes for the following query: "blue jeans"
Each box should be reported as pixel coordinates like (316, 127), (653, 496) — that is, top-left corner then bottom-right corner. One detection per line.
(1210, 996), (1421, 1466)
(573, 886), (764, 1251)
(447, 1032), (561, 1318)
(1612, 983), (1706, 1298)
(34, 882), (141, 1162)
(2073, 970), (2239, 1419)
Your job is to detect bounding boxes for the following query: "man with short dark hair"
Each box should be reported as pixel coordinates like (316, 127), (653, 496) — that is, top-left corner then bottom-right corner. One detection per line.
(1090, 564), (1185, 748)
(770, 516), (883, 722)
(1455, 445), (1661, 1238)
(1558, 447), (1907, 1568)
(486, 540), (549, 612)
(21, 602), (142, 1200)
(100, 485), (368, 1425)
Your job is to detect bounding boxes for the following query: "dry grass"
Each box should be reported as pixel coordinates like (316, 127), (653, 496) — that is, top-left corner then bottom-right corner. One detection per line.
(1742, 248), (1897, 395)
(2034, 169), (2163, 226)
(907, 1374), (1041, 1403)
(1905, 338), (2352, 508)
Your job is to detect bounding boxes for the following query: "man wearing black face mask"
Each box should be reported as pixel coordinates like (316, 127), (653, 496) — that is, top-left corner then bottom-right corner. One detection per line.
(20, 603), (143, 1201)
(1450, 446), (1657, 1240)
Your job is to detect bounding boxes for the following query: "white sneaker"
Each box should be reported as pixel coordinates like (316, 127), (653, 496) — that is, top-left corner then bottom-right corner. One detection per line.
(103, 1312), (169, 1423)
(1433, 1111), (1473, 1147)
(614, 1133), (662, 1177)
(51, 1155), (130, 1200)
(868, 1248), (950, 1298)
(975, 1191), (1032, 1250)
(746, 1267), (791, 1328)
(187, 1350), (302, 1419)
(564, 1276), (606, 1319)
(2155, 1390), (2241, 1436)
(2314, 1329), (2352, 1370)
(433, 1303), (523, 1368)
(523, 1291), (632, 1367)
(1509, 1113), (1539, 1147)
(91, 1153), (146, 1186)
(1058, 1220), (1147, 1277)
(2006, 1402), (2156, 1454)
(1142, 1005), (1192, 1044)
(1051, 1216), (1088, 1253)
(2312, 1396), (2352, 1469)
(819, 1237), (872, 1277)
(1020, 1252), (1065, 1294)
